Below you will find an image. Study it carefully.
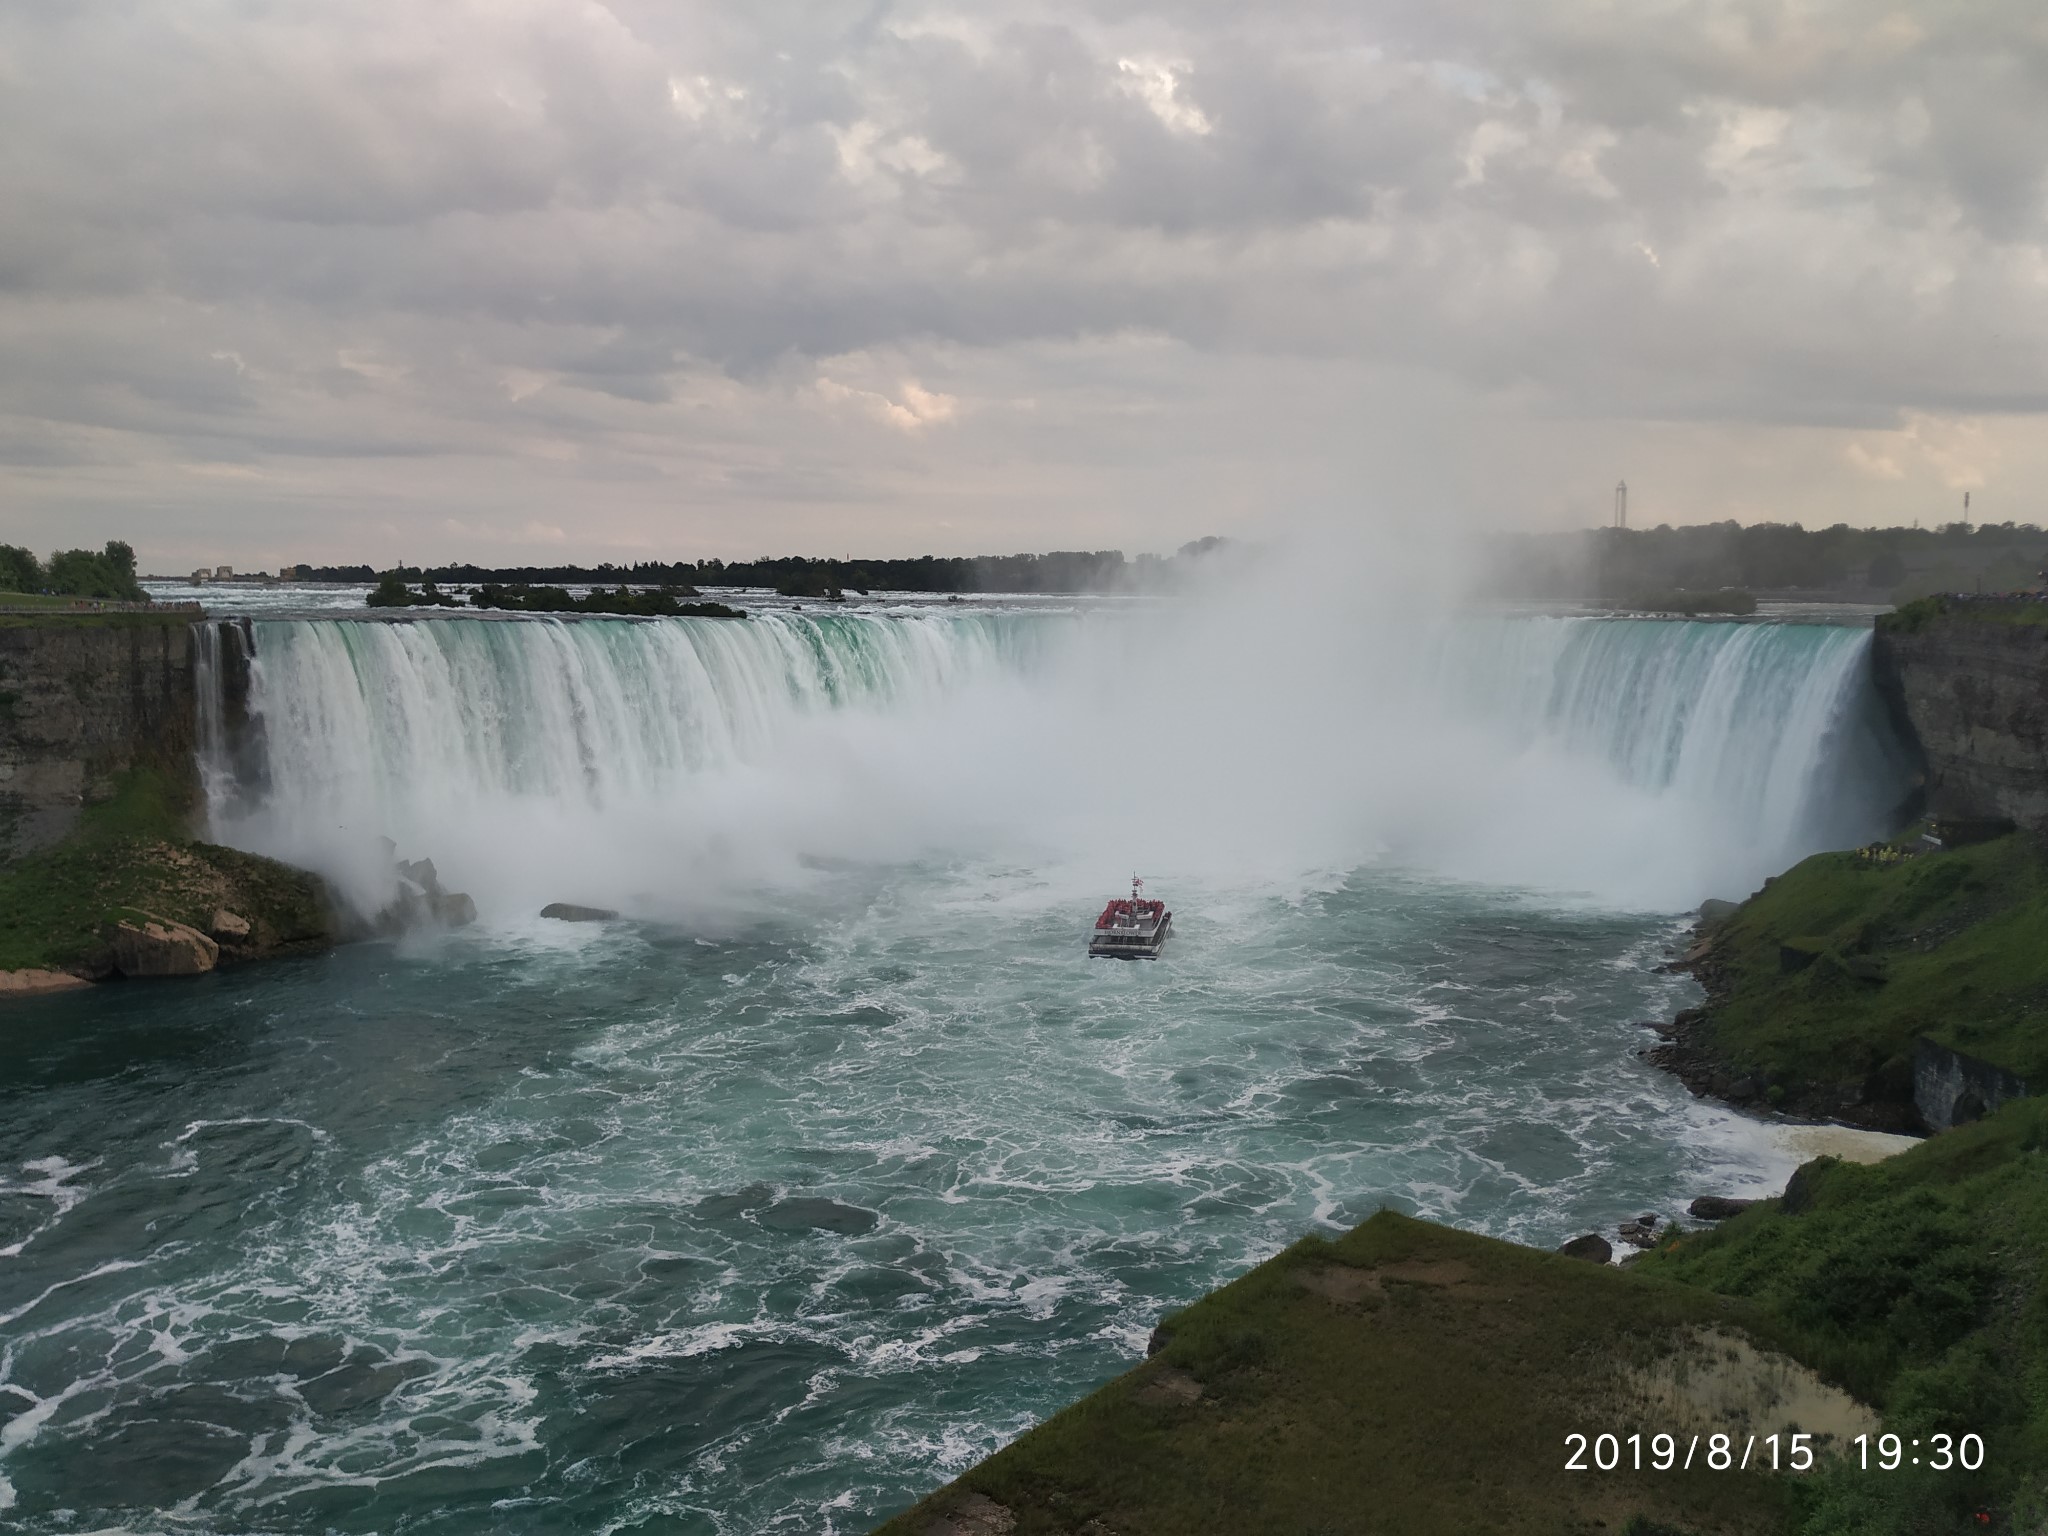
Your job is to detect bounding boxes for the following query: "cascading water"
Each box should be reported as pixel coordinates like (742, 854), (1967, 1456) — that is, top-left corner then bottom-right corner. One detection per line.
(204, 608), (1906, 917)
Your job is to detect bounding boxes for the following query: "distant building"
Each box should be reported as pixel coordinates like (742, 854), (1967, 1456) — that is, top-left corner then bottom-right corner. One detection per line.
(215, 564), (233, 579)
(189, 568), (210, 583)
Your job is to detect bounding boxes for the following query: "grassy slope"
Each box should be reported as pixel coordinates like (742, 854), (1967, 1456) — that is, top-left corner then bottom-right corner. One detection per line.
(1642, 1095), (2048, 1532)
(877, 1212), (1801, 1536)
(878, 1103), (2048, 1536)
(0, 767), (332, 972)
(1698, 833), (2048, 1095)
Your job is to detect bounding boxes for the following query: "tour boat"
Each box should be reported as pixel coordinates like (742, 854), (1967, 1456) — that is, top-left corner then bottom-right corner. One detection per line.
(1089, 876), (1172, 959)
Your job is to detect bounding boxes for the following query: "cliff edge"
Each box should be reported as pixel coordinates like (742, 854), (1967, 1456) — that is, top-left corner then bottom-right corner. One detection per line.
(1872, 597), (2048, 832)
(0, 612), (200, 861)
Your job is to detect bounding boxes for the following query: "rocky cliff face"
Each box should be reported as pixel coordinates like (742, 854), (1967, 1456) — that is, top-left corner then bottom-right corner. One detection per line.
(1872, 607), (2048, 832)
(0, 619), (199, 860)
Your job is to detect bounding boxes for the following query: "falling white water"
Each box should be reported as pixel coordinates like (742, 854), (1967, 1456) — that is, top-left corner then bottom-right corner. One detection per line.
(200, 606), (1907, 919)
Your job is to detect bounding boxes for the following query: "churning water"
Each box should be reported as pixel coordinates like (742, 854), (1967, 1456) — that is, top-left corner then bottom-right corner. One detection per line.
(1, 603), (1908, 1532)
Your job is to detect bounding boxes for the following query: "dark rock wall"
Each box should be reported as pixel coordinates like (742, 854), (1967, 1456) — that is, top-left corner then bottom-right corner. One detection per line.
(1873, 617), (2048, 832)
(1915, 1038), (2029, 1132)
(0, 621), (200, 859)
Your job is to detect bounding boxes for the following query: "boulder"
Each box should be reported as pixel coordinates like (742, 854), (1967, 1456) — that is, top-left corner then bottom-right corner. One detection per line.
(540, 902), (619, 923)
(1146, 1323), (1174, 1357)
(428, 890), (478, 927)
(107, 915), (219, 978)
(1617, 1216), (1663, 1249)
(369, 851), (479, 933)
(1687, 1195), (1757, 1221)
(1779, 1156), (1839, 1215)
(1558, 1233), (1611, 1264)
(211, 908), (253, 942)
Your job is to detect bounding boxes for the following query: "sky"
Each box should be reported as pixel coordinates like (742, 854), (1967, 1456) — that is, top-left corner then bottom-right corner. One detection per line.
(3, 0), (2046, 572)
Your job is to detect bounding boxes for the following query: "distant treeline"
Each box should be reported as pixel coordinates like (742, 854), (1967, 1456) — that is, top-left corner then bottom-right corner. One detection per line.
(1489, 521), (2048, 602)
(306, 539), (1230, 597)
(0, 541), (148, 603)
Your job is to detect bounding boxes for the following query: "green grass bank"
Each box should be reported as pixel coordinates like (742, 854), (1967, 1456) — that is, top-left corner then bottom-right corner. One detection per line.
(879, 1100), (2048, 1535)
(0, 764), (334, 976)
(1654, 830), (2048, 1126)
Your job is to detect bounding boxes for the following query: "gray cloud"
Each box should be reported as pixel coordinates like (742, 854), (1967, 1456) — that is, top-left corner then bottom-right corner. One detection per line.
(2, 0), (2045, 565)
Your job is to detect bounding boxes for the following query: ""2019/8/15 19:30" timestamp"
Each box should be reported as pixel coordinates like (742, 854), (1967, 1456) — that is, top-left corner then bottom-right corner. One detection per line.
(1565, 1431), (1986, 1473)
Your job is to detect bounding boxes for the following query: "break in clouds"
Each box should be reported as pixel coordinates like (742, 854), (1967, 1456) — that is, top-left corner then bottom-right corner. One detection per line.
(3, 0), (2046, 565)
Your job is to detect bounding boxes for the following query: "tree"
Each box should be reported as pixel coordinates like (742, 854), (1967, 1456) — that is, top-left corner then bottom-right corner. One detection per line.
(44, 541), (147, 601)
(0, 544), (41, 594)
(366, 573), (415, 608)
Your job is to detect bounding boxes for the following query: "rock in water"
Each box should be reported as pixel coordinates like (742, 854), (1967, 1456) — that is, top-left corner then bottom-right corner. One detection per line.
(1688, 1195), (1757, 1221)
(211, 908), (253, 942)
(1558, 1233), (1611, 1264)
(430, 890), (478, 926)
(0, 968), (93, 996)
(367, 849), (479, 933)
(541, 903), (619, 922)
(106, 915), (220, 978)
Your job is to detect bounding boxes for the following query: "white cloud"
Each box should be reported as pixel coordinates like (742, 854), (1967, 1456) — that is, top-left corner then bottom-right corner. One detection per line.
(1116, 58), (1213, 137)
(816, 376), (960, 433)
(0, 0), (2044, 565)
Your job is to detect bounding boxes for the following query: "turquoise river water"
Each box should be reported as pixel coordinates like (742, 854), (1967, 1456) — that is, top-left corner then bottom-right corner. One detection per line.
(0, 602), (1909, 1532)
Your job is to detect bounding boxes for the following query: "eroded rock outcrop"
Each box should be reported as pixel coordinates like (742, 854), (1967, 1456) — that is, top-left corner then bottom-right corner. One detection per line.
(1873, 602), (2048, 831)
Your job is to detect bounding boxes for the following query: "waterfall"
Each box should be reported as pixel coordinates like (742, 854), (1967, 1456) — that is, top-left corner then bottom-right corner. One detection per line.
(198, 609), (1909, 917)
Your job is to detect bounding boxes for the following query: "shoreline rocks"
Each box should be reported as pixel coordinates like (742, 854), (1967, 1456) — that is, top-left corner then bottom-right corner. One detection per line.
(0, 967), (93, 997)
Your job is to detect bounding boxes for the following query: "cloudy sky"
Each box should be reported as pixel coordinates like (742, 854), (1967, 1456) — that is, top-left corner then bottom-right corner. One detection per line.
(3, 0), (2045, 571)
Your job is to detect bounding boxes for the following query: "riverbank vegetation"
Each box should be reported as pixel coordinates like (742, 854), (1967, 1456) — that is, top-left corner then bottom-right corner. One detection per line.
(467, 583), (746, 618)
(1, 540), (150, 604)
(1680, 831), (2048, 1111)
(363, 575), (747, 617)
(0, 766), (332, 975)
(1881, 593), (2048, 633)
